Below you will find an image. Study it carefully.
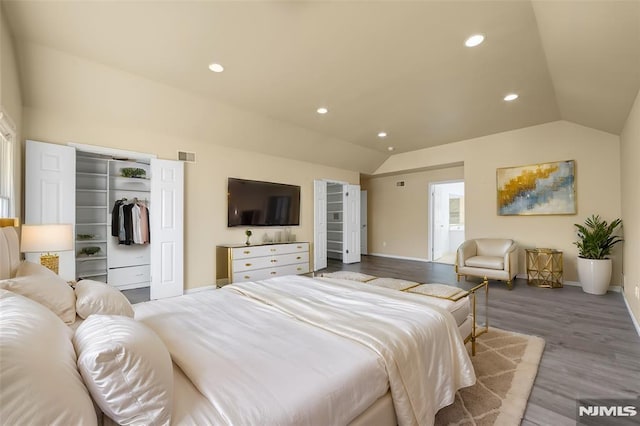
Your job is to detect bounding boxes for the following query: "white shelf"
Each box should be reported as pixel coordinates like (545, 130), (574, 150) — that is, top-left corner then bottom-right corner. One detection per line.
(76, 189), (107, 193)
(77, 172), (107, 177)
(76, 239), (107, 243)
(77, 205), (107, 209)
(76, 256), (107, 262)
(327, 249), (342, 253)
(76, 222), (108, 226)
(77, 271), (108, 279)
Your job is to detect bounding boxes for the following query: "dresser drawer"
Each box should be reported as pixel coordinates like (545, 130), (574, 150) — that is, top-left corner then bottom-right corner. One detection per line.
(232, 252), (309, 272)
(231, 243), (309, 260)
(108, 241), (150, 268)
(232, 262), (310, 283)
(108, 265), (150, 287)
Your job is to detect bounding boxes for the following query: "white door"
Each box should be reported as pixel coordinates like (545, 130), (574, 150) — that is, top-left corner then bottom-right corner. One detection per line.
(431, 184), (449, 261)
(343, 184), (361, 264)
(25, 140), (76, 281)
(313, 180), (327, 271)
(150, 159), (184, 299)
(360, 190), (368, 255)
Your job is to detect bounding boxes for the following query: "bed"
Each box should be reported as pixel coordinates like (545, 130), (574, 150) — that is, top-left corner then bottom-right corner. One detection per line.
(0, 225), (476, 426)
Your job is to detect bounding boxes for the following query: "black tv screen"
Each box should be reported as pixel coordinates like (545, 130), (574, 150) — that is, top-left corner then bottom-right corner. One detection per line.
(228, 178), (301, 227)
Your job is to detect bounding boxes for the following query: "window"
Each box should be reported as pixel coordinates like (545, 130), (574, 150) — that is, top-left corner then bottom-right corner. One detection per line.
(449, 195), (464, 226)
(0, 109), (16, 218)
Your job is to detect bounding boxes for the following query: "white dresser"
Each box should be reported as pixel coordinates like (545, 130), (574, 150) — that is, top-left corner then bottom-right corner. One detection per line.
(216, 242), (310, 286)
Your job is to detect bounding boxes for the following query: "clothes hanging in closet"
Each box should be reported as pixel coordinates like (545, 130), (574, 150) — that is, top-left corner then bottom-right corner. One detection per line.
(111, 199), (150, 245)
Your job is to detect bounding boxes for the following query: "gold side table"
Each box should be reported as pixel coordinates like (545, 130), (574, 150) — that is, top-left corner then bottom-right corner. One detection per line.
(526, 248), (563, 288)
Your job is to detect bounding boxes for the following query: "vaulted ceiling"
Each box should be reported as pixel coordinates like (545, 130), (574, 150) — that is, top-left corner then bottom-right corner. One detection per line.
(4, 1), (640, 159)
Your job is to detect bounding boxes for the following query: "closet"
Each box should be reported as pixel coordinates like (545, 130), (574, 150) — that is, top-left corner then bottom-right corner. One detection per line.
(25, 140), (184, 300)
(313, 180), (361, 270)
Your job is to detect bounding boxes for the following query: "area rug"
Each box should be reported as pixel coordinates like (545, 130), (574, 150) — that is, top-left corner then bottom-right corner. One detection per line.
(435, 328), (545, 425)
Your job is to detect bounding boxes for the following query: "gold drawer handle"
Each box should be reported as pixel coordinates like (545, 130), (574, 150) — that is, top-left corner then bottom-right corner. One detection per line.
(297, 246), (303, 249)
(270, 271), (277, 275)
(243, 250), (251, 254)
(271, 259), (277, 263)
(297, 267), (302, 271)
(244, 275), (250, 279)
(296, 256), (301, 260)
(270, 248), (276, 252)
(245, 263), (252, 267)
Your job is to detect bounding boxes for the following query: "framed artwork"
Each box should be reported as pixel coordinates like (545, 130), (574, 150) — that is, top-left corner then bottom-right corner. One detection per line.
(497, 160), (576, 216)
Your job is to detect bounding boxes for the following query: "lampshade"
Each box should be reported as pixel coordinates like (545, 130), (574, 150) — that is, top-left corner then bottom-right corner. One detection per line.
(21, 224), (74, 253)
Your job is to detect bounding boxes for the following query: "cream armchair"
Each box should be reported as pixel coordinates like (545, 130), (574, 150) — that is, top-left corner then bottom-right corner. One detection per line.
(455, 238), (518, 289)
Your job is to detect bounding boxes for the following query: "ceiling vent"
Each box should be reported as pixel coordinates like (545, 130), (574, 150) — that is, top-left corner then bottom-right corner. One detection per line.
(177, 150), (196, 163)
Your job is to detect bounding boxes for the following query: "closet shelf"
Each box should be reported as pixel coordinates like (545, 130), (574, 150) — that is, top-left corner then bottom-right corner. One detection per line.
(76, 222), (108, 226)
(76, 205), (107, 209)
(77, 271), (108, 279)
(327, 249), (342, 253)
(76, 172), (107, 177)
(76, 189), (107, 193)
(76, 256), (107, 262)
(76, 239), (107, 244)
(327, 201), (343, 204)
(327, 240), (343, 244)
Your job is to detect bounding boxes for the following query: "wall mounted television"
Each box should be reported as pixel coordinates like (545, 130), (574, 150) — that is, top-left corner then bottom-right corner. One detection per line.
(228, 178), (301, 227)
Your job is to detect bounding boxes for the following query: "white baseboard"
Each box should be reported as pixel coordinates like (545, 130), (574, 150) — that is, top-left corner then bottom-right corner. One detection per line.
(368, 253), (429, 263)
(622, 291), (640, 337)
(185, 284), (217, 294)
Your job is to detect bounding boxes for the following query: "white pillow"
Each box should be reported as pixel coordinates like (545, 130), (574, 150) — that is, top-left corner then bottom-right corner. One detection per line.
(16, 260), (58, 277)
(0, 289), (97, 425)
(0, 264), (76, 324)
(75, 279), (134, 319)
(74, 315), (173, 426)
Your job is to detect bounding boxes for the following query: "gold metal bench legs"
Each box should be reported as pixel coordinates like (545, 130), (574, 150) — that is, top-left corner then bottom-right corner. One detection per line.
(467, 277), (489, 356)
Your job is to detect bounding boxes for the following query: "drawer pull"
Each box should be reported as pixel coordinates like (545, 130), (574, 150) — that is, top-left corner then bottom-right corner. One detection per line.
(135, 274), (144, 277)
(271, 259), (277, 263)
(245, 263), (252, 267)
(296, 256), (301, 260)
(297, 246), (303, 249)
(243, 250), (251, 254)
(270, 248), (277, 252)
(270, 271), (277, 275)
(244, 275), (250, 279)
(297, 267), (302, 271)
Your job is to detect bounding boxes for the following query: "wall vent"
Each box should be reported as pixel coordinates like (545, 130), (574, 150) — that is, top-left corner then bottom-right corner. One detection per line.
(177, 150), (196, 163)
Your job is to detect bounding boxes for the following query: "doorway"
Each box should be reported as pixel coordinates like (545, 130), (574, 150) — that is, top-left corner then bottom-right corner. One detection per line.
(429, 181), (465, 264)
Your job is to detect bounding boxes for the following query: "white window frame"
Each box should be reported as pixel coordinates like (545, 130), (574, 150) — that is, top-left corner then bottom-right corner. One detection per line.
(0, 107), (16, 218)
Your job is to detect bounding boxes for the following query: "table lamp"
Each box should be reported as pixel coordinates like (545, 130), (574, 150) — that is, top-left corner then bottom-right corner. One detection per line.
(0, 218), (20, 227)
(20, 224), (73, 274)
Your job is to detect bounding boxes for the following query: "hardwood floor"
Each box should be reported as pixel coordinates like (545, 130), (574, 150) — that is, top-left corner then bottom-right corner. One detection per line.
(321, 255), (640, 425)
(125, 255), (640, 425)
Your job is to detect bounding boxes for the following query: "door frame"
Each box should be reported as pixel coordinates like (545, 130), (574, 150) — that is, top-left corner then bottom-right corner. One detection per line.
(428, 179), (465, 262)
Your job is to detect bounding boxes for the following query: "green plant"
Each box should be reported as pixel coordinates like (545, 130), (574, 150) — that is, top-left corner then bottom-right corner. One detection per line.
(574, 215), (623, 259)
(121, 167), (146, 178)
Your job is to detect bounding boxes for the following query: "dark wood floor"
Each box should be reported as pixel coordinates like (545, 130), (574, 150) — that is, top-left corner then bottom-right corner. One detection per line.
(125, 255), (640, 425)
(321, 256), (640, 426)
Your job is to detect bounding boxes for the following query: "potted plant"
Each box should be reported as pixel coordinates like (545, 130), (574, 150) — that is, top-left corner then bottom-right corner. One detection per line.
(574, 214), (623, 295)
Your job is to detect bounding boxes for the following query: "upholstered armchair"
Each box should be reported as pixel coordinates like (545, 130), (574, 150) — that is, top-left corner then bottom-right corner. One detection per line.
(455, 238), (518, 289)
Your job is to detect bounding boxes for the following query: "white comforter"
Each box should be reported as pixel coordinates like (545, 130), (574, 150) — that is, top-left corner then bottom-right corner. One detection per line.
(136, 276), (475, 426)
(135, 286), (389, 426)
(229, 276), (475, 426)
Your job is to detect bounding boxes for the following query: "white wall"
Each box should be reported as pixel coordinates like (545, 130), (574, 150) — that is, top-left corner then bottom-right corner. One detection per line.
(373, 121), (622, 284)
(620, 89), (640, 324)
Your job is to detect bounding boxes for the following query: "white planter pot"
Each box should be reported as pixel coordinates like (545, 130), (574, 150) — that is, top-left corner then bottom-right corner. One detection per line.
(577, 257), (612, 295)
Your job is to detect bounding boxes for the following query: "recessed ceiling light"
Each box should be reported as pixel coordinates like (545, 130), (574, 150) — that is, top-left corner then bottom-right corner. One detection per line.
(387, 146), (395, 152)
(378, 132), (387, 138)
(504, 93), (519, 101)
(316, 107), (328, 114)
(208, 63), (224, 73)
(465, 34), (485, 47)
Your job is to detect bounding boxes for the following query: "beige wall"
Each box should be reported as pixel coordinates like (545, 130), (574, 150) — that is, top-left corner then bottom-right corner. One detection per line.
(0, 4), (22, 219)
(19, 44), (359, 290)
(361, 166), (464, 259)
(620, 90), (640, 325)
(372, 121), (622, 285)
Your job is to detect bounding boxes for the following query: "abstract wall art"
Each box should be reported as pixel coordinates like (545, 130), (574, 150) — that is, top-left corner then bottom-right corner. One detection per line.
(497, 160), (576, 216)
